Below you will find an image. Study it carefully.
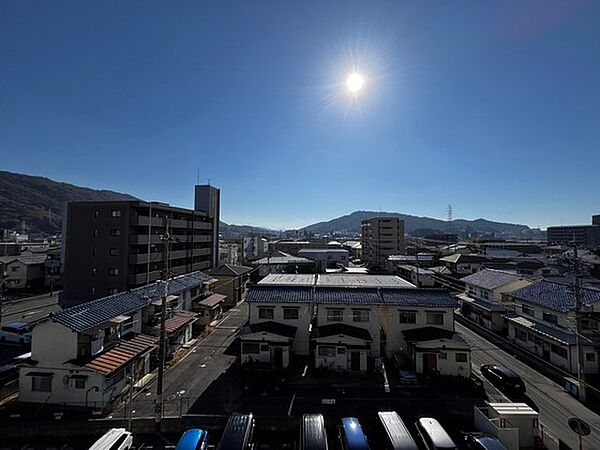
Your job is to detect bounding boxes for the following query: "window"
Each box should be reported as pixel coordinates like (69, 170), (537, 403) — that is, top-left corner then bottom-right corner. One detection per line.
(439, 352), (447, 359)
(258, 307), (274, 320)
(426, 312), (444, 325)
(455, 353), (468, 362)
(110, 228), (121, 237)
(91, 287), (96, 296)
(111, 210), (121, 218)
(521, 305), (535, 317)
(108, 288), (118, 295)
(352, 309), (369, 323)
(94, 210), (99, 218)
(109, 248), (119, 256)
(91, 268), (97, 276)
(551, 344), (568, 359)
(31, 374), (52, 392)
(92, 248), (97, 256)
(242, 342), (260, 354)
(586, 353), (596, 362)
(260, 344), (269, 352)
(543, 312), (558, 325)
(515, 328), (527, 341)
(93, 229), (99, 237)
(283, 308), (299, 320)
(326, 308), (344, 322)
(399, 310), (417, 324)
(11, 266), (18, 272)
(337, 347), (346, 355)
(72, 378), (86, 389)
(108, 268), (119, 276)
(318, 346), (336, 357)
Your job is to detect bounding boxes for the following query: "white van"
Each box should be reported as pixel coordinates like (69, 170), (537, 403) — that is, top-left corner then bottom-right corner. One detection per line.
(89, 428), (133, 450)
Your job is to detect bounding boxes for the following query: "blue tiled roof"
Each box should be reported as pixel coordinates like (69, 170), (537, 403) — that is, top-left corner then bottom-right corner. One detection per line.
(52, 271), (213, 332)
(461, 269), (522, 290)
(315, 288), (382, 305)
(507, 315), (593, 345)
(511, 280), (600, 313)
(380, 289), (458, 308)
(245, 286), (314, 303)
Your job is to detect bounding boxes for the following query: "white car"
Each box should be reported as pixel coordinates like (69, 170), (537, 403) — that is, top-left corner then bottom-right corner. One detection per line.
(0, 322), (32, 344)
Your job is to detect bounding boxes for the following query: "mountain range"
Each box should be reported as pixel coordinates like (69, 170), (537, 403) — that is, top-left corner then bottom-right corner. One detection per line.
(0, 171), (542, 238)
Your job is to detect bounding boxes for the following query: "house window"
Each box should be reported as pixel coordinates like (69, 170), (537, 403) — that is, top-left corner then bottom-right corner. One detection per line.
(326, 309), (344, 322)
(426, 312), (444, 326)
(72, 378), (86, 389)
(586, 353), (596, 362)
(522, 305), (535, 316)
(455, 353), (468, 362)
(542, 312), (558, 325)
(260, 344), (269, 352)
(11, 266), (18, 272)
(111, 210), (121, 218)
(318, 346), (336, 357)
(31, 374), (52, 392)
(110, 228), (121, 237)
(337, 347), (346, 355)
(551, 344), (568, 359)
(352, 309), (369, 323)
(439, 352), (447, 359)
(109, 248), (119, 256)
(283, 308), (299, 320)
(258, 307), (274, 320)
(515, 328), (527, 341)
(108, 268), (119, 276)
(242, 342), (260, 354)
(399, 310), (417, 324)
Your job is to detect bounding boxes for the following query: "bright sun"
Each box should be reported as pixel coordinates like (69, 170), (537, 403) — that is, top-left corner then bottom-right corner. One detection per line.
(346, 72), (364, 94)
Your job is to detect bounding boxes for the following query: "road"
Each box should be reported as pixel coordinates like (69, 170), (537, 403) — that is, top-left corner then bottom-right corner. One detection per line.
(1, 291), (60, 326)
(457, 322), (600, 449)
(116, 301), (249, 418)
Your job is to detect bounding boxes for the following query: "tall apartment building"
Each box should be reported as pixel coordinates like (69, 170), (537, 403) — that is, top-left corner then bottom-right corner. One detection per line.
(361, 217), (405, 272)
(547, 215), (600, 249)
(61, 185), (219, 307)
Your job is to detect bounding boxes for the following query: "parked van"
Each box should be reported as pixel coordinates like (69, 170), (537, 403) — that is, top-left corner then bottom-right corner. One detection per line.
(0, 322), (31, 344)
(377, 411), (419, 450)
(480, 364), (526, 395)
(339, 417), (369, 450)
(415, 418), (458, 450)
(217, 413), (255, 450)
(301, 413), (328, 450)
(88, 428), (133, 450)
(176, 429), (210, 450)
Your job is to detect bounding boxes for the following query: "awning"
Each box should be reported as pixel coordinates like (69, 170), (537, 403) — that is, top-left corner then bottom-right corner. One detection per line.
(85, 334), (157, 375)
(198, 293), (227, 308)
(162, 311), (197, 334)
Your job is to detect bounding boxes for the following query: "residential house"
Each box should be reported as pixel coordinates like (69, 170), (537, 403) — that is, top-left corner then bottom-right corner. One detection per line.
(0, 255), (47, 290)
(208, 264), (252, 309)
(505, 280), (600, 374)
(439, 253), (488, 275)
(196, 293), (226, 328)
(297, 248), (349, 272)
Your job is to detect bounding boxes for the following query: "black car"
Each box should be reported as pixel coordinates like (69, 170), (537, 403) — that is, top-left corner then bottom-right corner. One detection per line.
(480, 364), (526, 395)
(464, 432), (507, 450)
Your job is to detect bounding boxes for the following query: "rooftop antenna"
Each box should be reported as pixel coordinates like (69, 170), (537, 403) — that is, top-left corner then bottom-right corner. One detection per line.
(196, 167), (200, 185)
(207, 178), (211, 186)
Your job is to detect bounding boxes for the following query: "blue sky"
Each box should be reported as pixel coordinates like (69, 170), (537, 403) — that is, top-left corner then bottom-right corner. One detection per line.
(1, 1), (599, 230)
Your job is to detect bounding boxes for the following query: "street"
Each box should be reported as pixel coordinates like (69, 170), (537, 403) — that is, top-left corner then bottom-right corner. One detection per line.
(115, 302), (249, 418)
(457, 321), (600, 449)
(1, 291), (60, 327)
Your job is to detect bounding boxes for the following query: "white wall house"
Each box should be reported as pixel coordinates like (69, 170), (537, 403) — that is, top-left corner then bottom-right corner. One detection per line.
(505, 280), (600, 375)
(19, 271), (214, 410)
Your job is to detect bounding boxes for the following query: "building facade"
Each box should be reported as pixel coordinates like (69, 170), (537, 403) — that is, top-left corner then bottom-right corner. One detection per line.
(361, 217), (405, 272)
(62, 186), (219, 307)
(547, 223), (600, 249)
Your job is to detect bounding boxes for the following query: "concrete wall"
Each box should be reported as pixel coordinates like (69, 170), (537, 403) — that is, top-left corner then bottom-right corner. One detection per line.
(31, 321), (78, 365)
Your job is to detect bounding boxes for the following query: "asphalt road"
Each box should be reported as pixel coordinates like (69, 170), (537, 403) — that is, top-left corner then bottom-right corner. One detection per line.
(457, 322), (600, 449)
(1, 291), (60, 326)
(117, 302), (249, 418)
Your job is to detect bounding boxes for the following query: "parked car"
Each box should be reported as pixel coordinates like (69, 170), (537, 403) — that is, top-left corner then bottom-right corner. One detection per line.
(88, 428), (133, 450)
(463, 433), (507, 450)
(176, 429), (209, 450)
(0, 322), (32, 344)
(480, 364), (526, 395)
(392, 353), (417, 384)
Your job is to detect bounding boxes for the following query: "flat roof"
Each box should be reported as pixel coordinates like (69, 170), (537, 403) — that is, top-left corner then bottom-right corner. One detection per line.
(317, 274), (415, 288)
(258, 273), (316, 286)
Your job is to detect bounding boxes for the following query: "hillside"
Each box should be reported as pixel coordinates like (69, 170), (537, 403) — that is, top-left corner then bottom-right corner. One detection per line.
(299, 210), (537, 237)
(0, 171), (138, 234)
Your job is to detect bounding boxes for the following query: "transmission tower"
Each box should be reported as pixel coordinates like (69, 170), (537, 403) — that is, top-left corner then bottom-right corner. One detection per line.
(446, 204), (453, 232)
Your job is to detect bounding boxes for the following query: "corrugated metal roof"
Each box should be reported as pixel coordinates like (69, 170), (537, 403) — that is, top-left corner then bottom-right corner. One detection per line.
(198, 293), (227, 308)
(507, 315), (593, 345)
(511, 280), (600, 313)
(85, 334), (156, 375)
(52, 271), (213, 332)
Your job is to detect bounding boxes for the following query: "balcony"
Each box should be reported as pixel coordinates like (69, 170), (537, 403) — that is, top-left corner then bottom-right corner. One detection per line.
(129, 248), (212, 265)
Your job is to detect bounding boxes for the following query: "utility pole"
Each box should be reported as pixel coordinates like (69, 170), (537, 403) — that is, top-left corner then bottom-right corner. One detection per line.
(572, 243), (587, 403)
(155, 219), (172, 426)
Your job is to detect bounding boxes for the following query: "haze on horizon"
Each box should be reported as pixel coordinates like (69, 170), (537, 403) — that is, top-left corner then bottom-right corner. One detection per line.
(1, 1), (599, 231)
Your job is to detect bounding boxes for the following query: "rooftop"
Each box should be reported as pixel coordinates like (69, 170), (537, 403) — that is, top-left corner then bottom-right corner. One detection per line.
(258, 273), (316, 286)
(208, 264), (252, 277)
(84, 334), (156, 375)
(510, 280), (600, 313)
(316, 274), (415, 288)
(506, 315), (594, 345)
(460, 269), (525, 290)
(52, 271), (214, 332)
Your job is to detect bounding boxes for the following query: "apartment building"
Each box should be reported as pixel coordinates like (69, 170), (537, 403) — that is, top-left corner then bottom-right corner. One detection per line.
(61, 185), (219, 307)
(361, 217), (405, 272)
(505, 280), (600, 375)
(19, 271), (214, 410)
(547, 215), (600, 248)
(241, 274), (463, 375)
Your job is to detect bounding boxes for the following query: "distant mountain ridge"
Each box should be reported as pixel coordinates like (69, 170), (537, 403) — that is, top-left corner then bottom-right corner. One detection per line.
(298, 210), (538, 237)
(0, 171), (138, 234)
